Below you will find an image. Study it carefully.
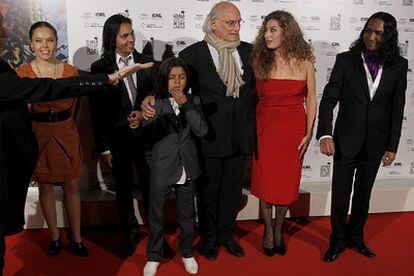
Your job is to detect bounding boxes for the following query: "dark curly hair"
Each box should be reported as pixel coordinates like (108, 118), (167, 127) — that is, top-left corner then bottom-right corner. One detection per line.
(350, 12), (401, 65)
(251, 10), (313, 79)
(155, 57), (190, 98)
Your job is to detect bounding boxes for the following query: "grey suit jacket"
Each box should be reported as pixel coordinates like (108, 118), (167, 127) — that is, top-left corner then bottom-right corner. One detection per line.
(143, 95), (207, 186)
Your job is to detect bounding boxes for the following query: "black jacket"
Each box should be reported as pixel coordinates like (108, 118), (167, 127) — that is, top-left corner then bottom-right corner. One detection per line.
(90, 50), (156, 153)
(179, 41), (255, 157)
(316, 51), (407, 159)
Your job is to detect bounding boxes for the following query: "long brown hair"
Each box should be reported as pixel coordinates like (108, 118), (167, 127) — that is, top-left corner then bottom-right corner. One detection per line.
(251, 10), (313, 79)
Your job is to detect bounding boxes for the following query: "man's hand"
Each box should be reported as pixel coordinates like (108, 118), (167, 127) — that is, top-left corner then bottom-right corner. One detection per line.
(101, 153), (113, 169)
(141, 95), (156, 120)
(128, 110), (142, 129)
(170, 87), (187, 106)
(319, 137), (335, 156)
(108, 62), (154, 85)
(382, 151), (396, 166)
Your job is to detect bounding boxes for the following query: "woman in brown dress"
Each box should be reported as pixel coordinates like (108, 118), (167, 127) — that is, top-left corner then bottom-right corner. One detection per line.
(16, 21), (88, 256)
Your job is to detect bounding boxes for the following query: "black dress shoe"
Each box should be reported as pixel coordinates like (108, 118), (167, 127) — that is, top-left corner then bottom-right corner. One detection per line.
(67, 233), (89, 257)
(122, 237), (137, 257)
(198, 243), (218, 260)
(348, 241), (375, 258)
(323, 246), (345, 263)
(263, 245), (276, 257)
(48, 232), (62, 256)
(221, 240), (244, 257)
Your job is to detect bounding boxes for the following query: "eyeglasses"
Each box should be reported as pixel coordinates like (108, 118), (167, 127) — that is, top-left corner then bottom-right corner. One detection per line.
(215, 18), (245, 28)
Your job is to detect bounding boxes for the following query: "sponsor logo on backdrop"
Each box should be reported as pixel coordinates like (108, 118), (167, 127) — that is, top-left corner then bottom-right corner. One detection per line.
(86, 37), (99, 55)
(142, 38), (154, 49)
(301, 164), (312, 178)
(152, 13), (163, 20)
(320, 162), (331, 177)
(173, 10), (186, 29)
(326, 67), (333, 82)
(196, 0), (210, 2)
(82, 12), (92, 19)
(95, 12), (106, 18)
(399, 41), (409, 56)
(300, 15), (321, 31)
(403, 0), (413, 6)
(119, 9), (130, 18)
(376, 0), (393, 5)
(348, 17), (366, 32)
(353, 0), (364, 4)
(410, 162), (414, 174)
(330, 14), (341, 31)
(139, 13), (149, 20)
(319, 41), (341, 57)
(252, 0), (265, 2)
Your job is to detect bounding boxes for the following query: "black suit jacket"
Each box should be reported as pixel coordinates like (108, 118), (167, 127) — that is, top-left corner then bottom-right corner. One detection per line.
(179, 41), (255, 157)
(90, 50), (155, 153)
(0, 59), (108, 236)
(316, 51), (407, 159)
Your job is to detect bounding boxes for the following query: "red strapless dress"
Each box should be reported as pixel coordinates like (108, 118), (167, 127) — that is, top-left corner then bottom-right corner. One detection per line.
(251, 79), (307, 205)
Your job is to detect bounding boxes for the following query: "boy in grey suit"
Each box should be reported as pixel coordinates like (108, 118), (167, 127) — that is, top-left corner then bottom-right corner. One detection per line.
(129, 58), (207, 276)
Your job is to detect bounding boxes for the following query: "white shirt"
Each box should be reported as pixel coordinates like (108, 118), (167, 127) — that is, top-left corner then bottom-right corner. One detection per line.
(169, 98), (187, 185)
(207, 43), (244, 75)
(319, 53), (384, 142)
(116, 52), (137, 104)
(101, 53), (137, 156)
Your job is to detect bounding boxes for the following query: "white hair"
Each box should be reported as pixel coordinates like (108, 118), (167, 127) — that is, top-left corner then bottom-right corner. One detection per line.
(202, 3), (222, 33)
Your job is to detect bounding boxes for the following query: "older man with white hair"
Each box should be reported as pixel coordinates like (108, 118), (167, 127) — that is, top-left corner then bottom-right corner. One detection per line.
(143, 2), (253, 262)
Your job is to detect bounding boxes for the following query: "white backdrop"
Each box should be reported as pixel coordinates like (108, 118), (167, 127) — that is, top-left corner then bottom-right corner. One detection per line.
(65, 0), (414, 182)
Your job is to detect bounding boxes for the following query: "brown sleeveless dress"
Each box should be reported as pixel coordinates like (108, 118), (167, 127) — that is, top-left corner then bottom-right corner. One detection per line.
(16, 63), (83, 183)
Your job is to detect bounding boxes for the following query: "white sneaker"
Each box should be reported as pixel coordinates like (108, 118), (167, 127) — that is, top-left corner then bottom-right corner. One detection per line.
(182, 257), (199, 274)
(143, 261), (159, 276)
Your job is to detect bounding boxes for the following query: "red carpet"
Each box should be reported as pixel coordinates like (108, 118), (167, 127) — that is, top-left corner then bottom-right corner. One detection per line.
(3, 212), (414, 275)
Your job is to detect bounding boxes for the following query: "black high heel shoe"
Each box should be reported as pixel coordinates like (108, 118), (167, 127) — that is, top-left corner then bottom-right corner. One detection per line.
(67, 232), (89, 257)
(274, 235), (286, 255)
(48, 231), (62, 256)
(273, 227), (286, 255)
(262, 229), (276, 256)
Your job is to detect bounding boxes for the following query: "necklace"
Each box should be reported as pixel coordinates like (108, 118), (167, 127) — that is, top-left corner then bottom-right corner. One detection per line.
(33, 60), (58, 79)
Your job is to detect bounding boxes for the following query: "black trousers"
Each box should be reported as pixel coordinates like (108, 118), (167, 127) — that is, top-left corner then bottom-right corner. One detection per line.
(147, 180), (195, 261)
(1, 235), (5, 275)
(111, 136), (150, 237)
(330, 147), (381, 248)
(198, 154), (247, 245)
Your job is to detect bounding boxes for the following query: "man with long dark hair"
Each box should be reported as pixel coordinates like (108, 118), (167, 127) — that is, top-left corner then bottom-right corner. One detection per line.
(317, 12), (407, 262)
(89, 14), (154, 257)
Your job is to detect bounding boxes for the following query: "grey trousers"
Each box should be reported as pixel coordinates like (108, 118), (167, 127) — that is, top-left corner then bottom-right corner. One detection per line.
(147, 180), (195, 261)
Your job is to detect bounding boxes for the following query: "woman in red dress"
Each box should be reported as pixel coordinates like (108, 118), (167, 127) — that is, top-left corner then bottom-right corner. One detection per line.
(16, 22), (88, 257)
(251, 11), (317, 256)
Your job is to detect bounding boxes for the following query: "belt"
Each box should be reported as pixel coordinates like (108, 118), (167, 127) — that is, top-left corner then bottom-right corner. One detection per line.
(31, 109), (71, 123)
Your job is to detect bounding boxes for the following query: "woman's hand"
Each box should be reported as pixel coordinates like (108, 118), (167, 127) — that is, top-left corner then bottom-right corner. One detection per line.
(107, 62), (154, 85)
(170, 87), (187, 106)
(298, 134), (312, 159)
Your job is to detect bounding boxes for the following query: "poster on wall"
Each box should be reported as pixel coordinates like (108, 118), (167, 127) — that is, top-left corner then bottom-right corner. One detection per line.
(0, 0), (68, 68)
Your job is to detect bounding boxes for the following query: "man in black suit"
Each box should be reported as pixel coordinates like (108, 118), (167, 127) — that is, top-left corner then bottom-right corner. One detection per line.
(0, 13), (152, 273)
(90, 14), (154, 257)
(317, 12), (407, 263)
(143, 1), (255, 260)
